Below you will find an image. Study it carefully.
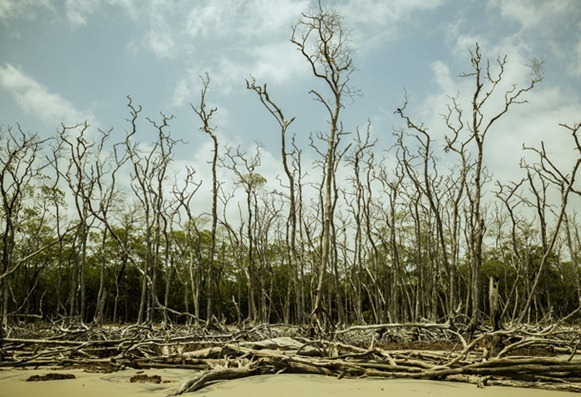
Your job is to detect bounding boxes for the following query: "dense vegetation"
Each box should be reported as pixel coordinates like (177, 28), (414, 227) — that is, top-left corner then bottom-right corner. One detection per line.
(1, 5), (580, 334)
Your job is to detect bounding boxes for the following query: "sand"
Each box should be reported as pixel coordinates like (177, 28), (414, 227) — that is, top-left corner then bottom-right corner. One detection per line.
(0, 368), (576, 397)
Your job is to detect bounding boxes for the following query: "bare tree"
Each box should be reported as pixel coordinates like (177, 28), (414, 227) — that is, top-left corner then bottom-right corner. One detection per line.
(172, 167), (202, 324)
(124, 97), (178, 324)
(246, 78), (302, 323)
(517, 122), (581, 322)
(427, 44), (542, 330)
(223, 144), (265, 323)
(394, 107), (449, 320)
(291, 2), (357, 329)
(0, 126), (49, 333)
(54, 122), (101, 322)
(191, 74), (220, 326)
(88, 127), (118, 325)
(459, 45), (541, 330)
(344, 126), (376, 323)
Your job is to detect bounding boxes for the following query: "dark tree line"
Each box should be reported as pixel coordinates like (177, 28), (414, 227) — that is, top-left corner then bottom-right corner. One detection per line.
(1, 4), (580, 335)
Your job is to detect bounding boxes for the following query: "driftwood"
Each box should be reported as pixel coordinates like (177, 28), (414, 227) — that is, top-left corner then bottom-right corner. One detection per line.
(0, 321), (580, 394)
(167, 366), (267, 396)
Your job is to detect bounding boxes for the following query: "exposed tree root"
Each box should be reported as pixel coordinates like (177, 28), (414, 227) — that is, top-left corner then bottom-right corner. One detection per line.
(1, 322), (580, 394)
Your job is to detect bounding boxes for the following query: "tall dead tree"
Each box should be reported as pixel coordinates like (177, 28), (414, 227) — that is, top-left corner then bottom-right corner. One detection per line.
(393, 44), (542, 327)
(376, 160), (406, 321)
(345, 126), (376, 323)
(517, 122), (581, 322)
(494, 178), (527, 321)
(246, 78), (302, 324)
(85, 128), (128, 324)
(223, 145), (265, 324)
(87, 127), (118, 325)
(125, 98), (177, 324)
(0, 126), (48, 334)
(55, 122), (98, 322)
(442, 44), (542, 330)
(172, 167), (202, 324)
(192, 74), (220, 326)
(291, 2), (356, 329)
(394, 107), (450, 320)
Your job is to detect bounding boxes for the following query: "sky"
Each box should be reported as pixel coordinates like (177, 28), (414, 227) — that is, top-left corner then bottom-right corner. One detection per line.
(1, 0), (581, 216)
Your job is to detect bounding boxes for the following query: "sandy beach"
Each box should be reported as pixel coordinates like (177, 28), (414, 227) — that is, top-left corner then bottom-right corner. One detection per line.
(0, 368), (576, 397)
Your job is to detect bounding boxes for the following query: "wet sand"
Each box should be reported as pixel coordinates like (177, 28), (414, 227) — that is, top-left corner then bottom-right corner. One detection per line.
(0, 368), (576, 397)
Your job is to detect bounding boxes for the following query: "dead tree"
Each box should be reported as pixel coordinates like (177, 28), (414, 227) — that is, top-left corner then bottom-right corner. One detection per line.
(191, 74), (220, 327)
(494, 179), (528, 322)
(88, 127), (118, 325)
(394, 109), (450, 321)
(54, 122), (99, 322)
(81, 127), (129, 324)
(223, 145), (265, 324)
(0, 126), (49, 333)
(344, 126), (376, 323)
(517, 122), (581, 322)
(246, 78), (302, 324)
(442, 44), (542, 331)
(377, 161), (406, 322)
(291, 2), (357, 329)
(171, 167), (202, 324)
(124, 97), (177, 324)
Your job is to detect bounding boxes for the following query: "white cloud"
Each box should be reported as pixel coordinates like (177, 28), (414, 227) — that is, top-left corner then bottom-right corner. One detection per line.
(185, 0), (308, 41)
(0, 0), (137, 27)
(343, 0), (444, 25)
(430, 61), (455, 92)
(489, 0), (574, 31)
(250, 42), (309, 86)
(490, 85), (581, 174)
(570, 30), (581, 77)
(171, 59), (238, 108)
(171, 39), (308, 108)
(108, 0), (137, 18)
(171, 45), (309, 110)
(64, 0), (98, 27)
(167, 0), (449, 104)
(171, 77), (192, 108)
(0, 0), (52, 21)
(451, 28), (533, 72)
(339, 0), (445, 51)
(184, 2), (222, 39)
(145, 11), (176, 59)
(0, 63), (95, 126)
(171, 0), (447, 103)
(63, 0), (137, 27)
(138, 0), (309, 62)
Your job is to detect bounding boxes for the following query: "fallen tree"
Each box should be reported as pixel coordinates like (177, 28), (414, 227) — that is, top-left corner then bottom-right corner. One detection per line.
(0, 321), (580, 394)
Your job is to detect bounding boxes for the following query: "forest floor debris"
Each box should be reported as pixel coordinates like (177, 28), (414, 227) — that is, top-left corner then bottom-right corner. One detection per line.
(0, 321), (580, 394)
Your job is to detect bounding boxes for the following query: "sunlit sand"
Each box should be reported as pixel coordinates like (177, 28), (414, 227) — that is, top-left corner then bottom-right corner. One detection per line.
(0, 368), (575, 397)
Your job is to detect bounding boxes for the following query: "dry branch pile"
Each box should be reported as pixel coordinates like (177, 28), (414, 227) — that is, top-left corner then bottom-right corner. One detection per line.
(1, 321), (580, 394)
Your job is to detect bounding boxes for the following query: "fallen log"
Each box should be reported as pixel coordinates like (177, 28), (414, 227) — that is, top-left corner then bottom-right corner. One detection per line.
(168, 366), (266, 396)
(2, 322), (580, 395)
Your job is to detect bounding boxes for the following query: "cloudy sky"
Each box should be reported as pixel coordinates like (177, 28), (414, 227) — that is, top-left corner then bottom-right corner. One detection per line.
(1, 0), (580, 207)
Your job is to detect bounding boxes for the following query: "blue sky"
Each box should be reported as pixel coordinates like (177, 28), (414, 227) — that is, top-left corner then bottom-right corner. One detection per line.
(1, 0), (580, 210)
